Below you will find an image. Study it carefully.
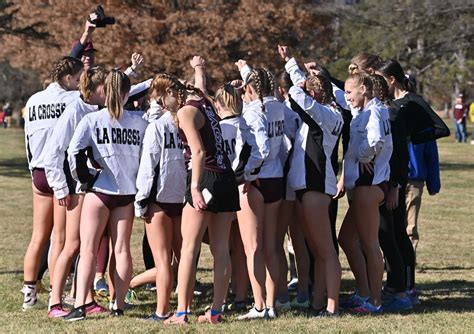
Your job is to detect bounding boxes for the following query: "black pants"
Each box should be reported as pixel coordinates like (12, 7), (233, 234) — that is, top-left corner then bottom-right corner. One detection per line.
(393, 186), (416, 290)
(379, 205), (406, 292)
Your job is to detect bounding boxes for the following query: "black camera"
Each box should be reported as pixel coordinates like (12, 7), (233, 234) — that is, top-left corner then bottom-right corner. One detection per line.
(88, 5), (116, 28)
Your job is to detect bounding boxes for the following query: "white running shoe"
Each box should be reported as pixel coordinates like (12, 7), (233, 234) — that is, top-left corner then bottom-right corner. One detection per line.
(21, 284), (39, 311)
(237, 307), (267, 320)
(267, 307), (278, 319)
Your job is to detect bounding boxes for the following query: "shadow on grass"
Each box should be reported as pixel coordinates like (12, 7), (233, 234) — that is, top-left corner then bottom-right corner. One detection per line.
(0, 157), (30, 179)
(439, 162), (474, 171)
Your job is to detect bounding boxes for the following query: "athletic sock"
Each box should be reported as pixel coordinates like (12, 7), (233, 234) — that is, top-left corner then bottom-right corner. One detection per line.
(255, 307), (264, 312)
(175, 311), (187, 317)
(210, 309), (221, 316)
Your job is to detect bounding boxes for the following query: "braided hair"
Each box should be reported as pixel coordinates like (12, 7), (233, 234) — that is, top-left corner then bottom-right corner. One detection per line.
(79, 67), (109, 102)
(104, 70), (131, 120)
(245, 68), (268, 112)
(215, 83), (242, 116)
(50, 56), (84, 86)
(370, 74), (391, 105)
(306, 74), (335, 105)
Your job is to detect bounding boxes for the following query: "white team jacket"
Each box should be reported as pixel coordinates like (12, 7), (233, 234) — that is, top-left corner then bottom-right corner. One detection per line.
(285, 59), (343, 196)
(67, 108), (148, 195)
(344, 98), (393, 189)
(24, 83), (80, 171)
(44, 97), (98, 199)
(233, 98), (285, 181)
(220, 115), (240, 163)
(134, 112), (186, 217)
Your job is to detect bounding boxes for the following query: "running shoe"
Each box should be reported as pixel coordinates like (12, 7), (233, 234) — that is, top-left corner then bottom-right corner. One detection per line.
(226, 300), (247, 313)
(21, 284), (39, 311)
(63, 306), (86, 321)
(237, 307), (267, 320)
(351, 301), (383, 314)
(48, 304), (68, 318)
(290, 297), (310, 309)
(267, 307), (278, 319)
(164, 313), (189, 325)
(94, 277), (109, 298)
(146, 313), (171, 322)
(383, 296), (412, 312)
(287, 278), (299, 292)
(316, 309), (339, 317)
(125, 289), (138, 305)
(198, 310), (223, 324)
(275, 299), (291, 312)
(110, 309), (124, 317)
(340, 293), (369, 309)
(406, 289), (421, 305)
(85, 301), (107, 315)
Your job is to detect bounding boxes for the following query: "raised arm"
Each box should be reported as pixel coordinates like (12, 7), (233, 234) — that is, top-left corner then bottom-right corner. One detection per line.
(124, 53), (144, 78)
(278, 45), (305, 86)
(190, 55), (207, 94)
(70, 13), (96, 58)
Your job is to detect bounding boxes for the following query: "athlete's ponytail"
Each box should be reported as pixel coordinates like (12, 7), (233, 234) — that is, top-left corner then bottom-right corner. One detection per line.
(50, 56), (84, 83)
(79, 67), (109, 102)
(215, 83), (242, 116)
(104, 69), (131, 120)
(245, 68), (273, 112)
(375, 59), (413, 91)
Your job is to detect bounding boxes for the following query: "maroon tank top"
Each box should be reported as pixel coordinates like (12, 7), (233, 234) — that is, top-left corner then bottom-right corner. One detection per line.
(179, 98), (231, 172)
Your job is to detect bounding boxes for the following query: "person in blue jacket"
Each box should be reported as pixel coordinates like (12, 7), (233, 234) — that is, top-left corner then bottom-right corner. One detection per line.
(405, 140), (441, 255)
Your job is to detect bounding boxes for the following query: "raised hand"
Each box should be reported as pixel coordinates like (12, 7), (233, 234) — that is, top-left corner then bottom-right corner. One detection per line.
(131, 53), (144, 71)
(278, 45), (291, 61)
(190, 55), (205, 69)
(234, 59), (247, 71)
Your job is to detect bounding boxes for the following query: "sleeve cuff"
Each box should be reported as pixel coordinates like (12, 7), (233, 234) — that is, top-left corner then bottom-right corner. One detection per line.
(54, 187), (70, 200)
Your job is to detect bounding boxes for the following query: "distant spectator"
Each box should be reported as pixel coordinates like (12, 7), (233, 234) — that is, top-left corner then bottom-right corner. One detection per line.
(453, 94), (468, 143)
(469, 101), (474, 144)
(405, 140), (441, 256)
(3, 102), (13, 128)
(0, 102), (5, 128)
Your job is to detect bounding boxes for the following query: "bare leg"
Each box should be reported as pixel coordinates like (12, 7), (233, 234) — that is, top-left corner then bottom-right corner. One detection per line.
(263, 200), (282, 308)
(289, 204), (310, 300)
(50, 198), (67, 285)
(236, 184), (266, 310)
(276, 200), (292, 302)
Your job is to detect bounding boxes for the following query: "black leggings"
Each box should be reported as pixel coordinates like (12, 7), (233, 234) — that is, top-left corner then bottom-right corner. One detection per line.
(393, 186), (416, 290)
(379, 204), (406, 292)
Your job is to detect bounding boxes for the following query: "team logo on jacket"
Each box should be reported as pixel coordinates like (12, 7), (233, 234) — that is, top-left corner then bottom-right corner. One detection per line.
(28, 103), (66, 121)
(164, 131), (184, 149)
(268, 120), (284, 138)
(331, 120), (343, 136)
(96, 127), (141, 145)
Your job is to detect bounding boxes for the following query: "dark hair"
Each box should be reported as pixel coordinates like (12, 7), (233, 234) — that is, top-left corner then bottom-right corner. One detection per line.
(349, 52), (383, 75)
(376, 59), (413, 92)
(276, 71), (292, 91)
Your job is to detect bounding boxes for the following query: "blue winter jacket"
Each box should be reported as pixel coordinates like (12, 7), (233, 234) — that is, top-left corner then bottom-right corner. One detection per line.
(408, 140), (441, 194)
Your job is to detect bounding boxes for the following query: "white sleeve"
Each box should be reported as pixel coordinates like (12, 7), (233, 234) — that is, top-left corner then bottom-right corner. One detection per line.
(135, 123), (162, 217)
(242, 105), (270, 181)
(284, 57), (306, 86)
(44, 109), (78, 199)
(288, 85), (325, 125)
(67, 117), (93, 184)
(358, 108), (385, 163)
(332, 83), (349, 110)
(240, 64), (252, 83)
(129, 78), (152, 98)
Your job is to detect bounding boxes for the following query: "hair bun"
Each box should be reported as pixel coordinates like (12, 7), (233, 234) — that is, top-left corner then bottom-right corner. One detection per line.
(348, 63), (359, 75)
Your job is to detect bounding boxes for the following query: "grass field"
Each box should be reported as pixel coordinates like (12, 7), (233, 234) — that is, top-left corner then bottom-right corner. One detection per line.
(0, 127), (473, 333)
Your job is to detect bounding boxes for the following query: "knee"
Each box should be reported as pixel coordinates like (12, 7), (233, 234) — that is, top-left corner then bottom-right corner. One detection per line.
(243, 240), (262, 259)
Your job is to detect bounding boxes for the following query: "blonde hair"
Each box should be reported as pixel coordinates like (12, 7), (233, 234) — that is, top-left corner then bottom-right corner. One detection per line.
(348, 52), (382, 75)
(149, 73), (204, 125)
(50, 56), (83, 83)
(79, 67), (109, 101)
(346, 73), (373, 99)
(104, 70), (131, 120)
(215, 83), (242, 116)
(305, 74), (334, 105)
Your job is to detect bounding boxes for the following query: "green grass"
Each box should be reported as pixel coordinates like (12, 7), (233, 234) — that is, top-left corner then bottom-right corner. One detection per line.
(0, 127), (473, 333)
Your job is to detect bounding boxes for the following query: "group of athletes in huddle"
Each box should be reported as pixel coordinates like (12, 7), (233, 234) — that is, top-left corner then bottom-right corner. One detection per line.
(21, 28), (450, 324)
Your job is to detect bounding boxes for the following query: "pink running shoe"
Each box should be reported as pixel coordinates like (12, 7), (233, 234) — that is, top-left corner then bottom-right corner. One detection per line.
(198, 310), (222, 324)
(48, 305), (68, 318)
(85, 301), (107, 315)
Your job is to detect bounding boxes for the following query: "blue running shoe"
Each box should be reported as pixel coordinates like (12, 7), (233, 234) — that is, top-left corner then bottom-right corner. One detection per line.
(383, 296), (412, 312)
(340, 293), (369, 309)
(406, 289), (421, 305)
(351, 301), (383, 314)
